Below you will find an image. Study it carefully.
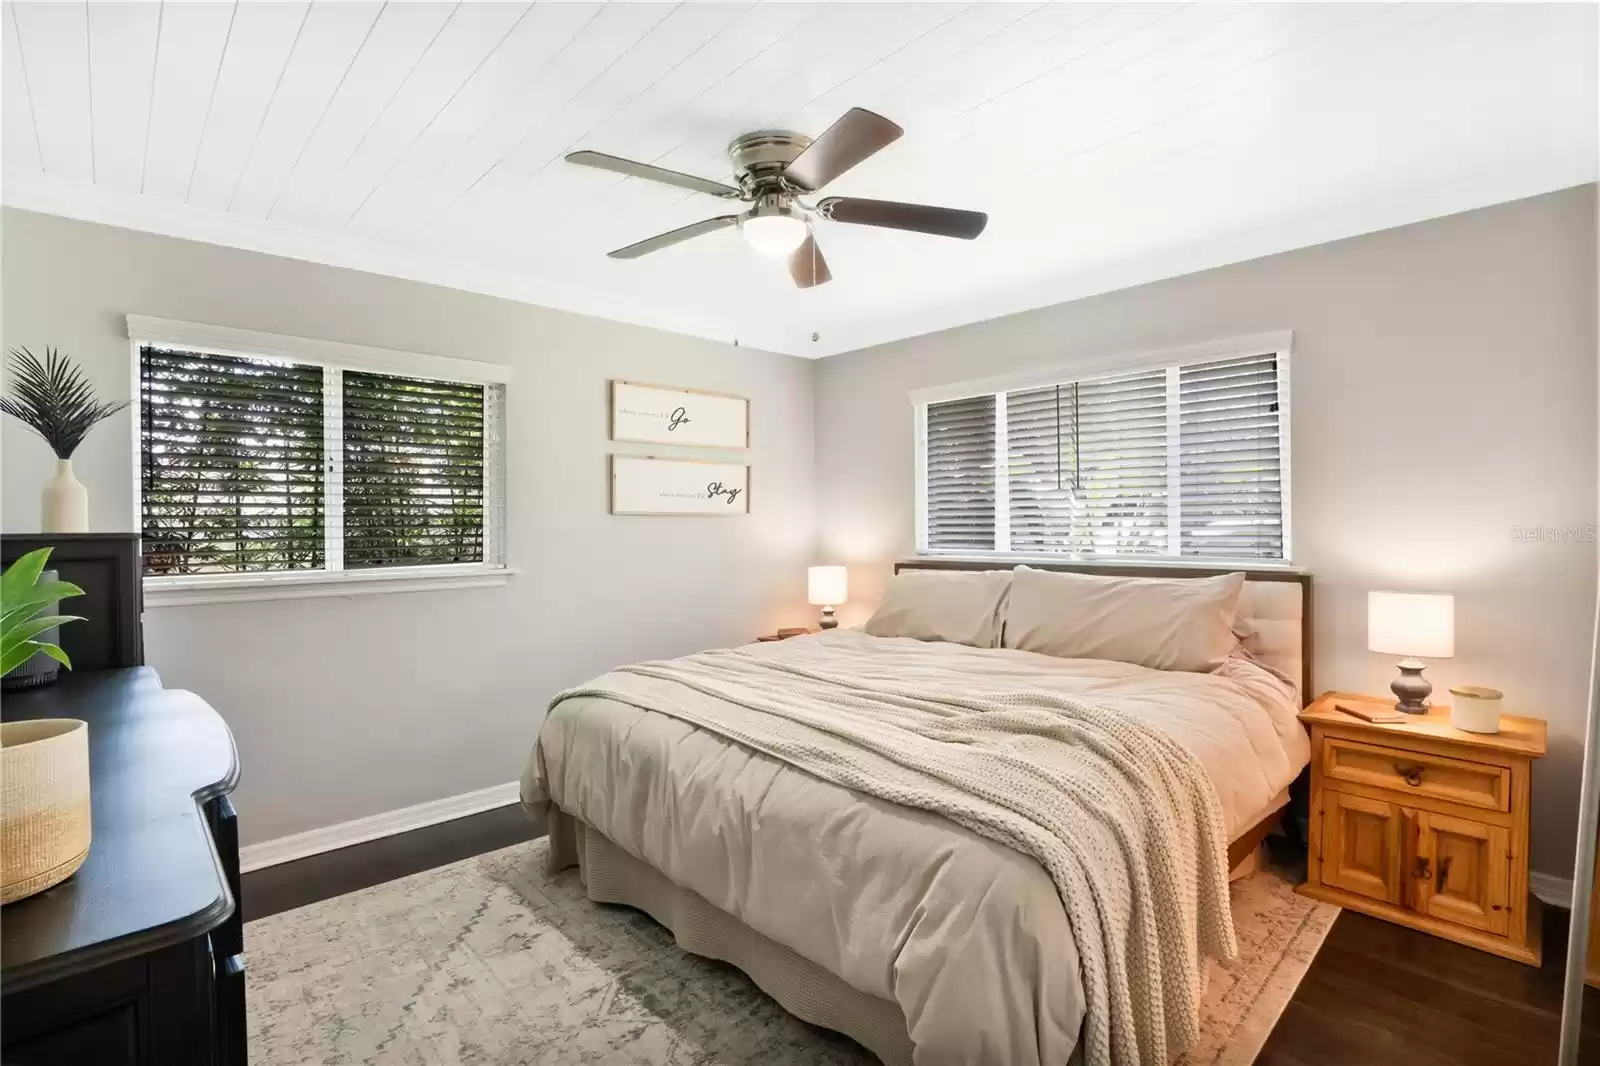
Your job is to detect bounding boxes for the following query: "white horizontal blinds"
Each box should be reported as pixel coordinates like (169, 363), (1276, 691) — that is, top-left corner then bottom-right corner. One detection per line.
(139, 346), (325, 575)
(925, 393), (997, 551)
(1178, 353), (1284, 559)
(1006, 384), (1079, 551)
(1069, 368), (1171, 556)
(924, 351), (1287, 560)
(342, 371), (486, 569)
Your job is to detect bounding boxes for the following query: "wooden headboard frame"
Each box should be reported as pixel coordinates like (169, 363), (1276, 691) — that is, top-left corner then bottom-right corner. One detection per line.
(893, 558), (1314, 705)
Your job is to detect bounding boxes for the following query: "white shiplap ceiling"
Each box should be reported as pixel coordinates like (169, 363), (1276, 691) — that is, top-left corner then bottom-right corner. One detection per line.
(3, 2), (1595, 358)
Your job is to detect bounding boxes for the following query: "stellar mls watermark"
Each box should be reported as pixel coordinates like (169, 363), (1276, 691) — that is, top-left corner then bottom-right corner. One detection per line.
(1511, 524), (1597, 543)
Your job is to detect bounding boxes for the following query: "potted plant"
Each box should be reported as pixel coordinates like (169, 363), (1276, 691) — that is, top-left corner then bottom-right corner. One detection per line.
(2, 548), (84, 690)
(1, 346), (130, 532)
(1, 549), (91, 903)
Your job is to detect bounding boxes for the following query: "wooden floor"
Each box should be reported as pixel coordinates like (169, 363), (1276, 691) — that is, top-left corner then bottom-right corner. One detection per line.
(1260, 903), (1600, 1066)
(241, 803), (539, 922)
(242, 808), (1600, 1064)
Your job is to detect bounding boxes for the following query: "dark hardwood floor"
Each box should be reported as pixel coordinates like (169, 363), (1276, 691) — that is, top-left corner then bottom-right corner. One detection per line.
(241, 803), (539, 921)
(1260, 899), (1600, 1066)
(241, 809), (1600, 1064)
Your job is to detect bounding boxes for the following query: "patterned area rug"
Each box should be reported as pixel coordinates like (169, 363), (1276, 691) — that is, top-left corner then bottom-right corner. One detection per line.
(246, 839), (1337, 1065)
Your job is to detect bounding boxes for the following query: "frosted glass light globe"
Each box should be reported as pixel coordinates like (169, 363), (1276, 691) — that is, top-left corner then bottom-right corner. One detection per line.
(741, 213), (807, 257)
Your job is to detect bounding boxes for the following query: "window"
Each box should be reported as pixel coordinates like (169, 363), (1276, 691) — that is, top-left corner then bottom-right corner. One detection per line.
(923, 393), (997, 553)
(141, 346), (327, 575)
(341, 371), (487, 570)
(916, 339), (1288, 562)
(131, 316), (509, 600)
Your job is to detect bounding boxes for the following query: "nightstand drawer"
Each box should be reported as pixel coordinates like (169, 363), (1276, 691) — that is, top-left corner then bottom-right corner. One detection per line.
(1323, 737), (1510, 812)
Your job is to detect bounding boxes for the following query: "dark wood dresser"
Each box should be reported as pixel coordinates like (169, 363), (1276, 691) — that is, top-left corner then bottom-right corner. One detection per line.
(1, 535), (245, 1066)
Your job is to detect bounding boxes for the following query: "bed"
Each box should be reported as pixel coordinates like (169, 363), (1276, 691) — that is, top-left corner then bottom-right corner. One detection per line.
(522, 561), (1312, 1066)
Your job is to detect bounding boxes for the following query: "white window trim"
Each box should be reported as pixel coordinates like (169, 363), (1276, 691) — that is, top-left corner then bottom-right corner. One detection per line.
(129, 315), (514, 604)
(126, 315), (512, 384)
(913, 402), (931, 554)
(908, 331), (1290, 407)
(902, 552), (1306, 575)
(910, 330), (1294, 566)
(143, 563), (521, 607)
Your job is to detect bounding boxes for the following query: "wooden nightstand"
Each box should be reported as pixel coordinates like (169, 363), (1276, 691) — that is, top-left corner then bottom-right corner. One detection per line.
(756, 627), (816, 642)
(1298, 691), (1548, 965)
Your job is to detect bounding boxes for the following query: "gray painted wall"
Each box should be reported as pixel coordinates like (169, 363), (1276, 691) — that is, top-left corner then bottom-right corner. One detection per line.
(814, 185), (1598, 879)
(5, 189), (1595, 880)
(1, 208), (817, 846)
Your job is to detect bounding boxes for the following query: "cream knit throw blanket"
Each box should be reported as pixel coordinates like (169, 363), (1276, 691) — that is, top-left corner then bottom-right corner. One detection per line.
(551, 642), (1238, 1066)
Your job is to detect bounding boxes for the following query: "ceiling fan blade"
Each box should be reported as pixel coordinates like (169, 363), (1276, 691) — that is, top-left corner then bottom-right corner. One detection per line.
(788, 233), (832, 288)
(818, 197), (987, 240)
(608, 215), (742, 259)
(567, 150), (741, 199)
(783, 108), (903, 192)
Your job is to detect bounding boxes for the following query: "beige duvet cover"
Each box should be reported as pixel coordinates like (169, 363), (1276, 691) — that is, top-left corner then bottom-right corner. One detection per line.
(523, 631), (1308, 1066)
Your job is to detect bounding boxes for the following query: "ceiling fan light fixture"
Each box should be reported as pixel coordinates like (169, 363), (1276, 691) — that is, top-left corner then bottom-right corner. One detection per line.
(573, 108), (984, 285)
(741, 212), (808, 257)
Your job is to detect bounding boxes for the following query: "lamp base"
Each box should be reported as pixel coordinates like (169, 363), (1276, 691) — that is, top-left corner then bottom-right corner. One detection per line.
(818, 606), (838, 630)
(1391, 659), (1432, 714)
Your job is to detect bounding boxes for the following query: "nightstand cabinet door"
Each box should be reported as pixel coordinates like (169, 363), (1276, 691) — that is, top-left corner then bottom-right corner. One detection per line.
(1322, 791), (1403, 905)
(1412, 811), (1511, 936)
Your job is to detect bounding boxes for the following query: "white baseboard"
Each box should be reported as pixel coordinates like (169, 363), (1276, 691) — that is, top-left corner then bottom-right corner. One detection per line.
(239, 781), (522, 873)
(238, 790), (1588, 909)
(1532, 871), (1575, 908)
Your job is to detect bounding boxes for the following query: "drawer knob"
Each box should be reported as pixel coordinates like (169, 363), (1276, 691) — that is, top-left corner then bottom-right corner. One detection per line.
(1394, 762), (1425, 787)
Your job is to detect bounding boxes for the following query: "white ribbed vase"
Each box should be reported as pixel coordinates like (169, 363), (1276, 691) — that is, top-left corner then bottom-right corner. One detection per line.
(1, 719), (91, 904)
(41, 458), (88, 533)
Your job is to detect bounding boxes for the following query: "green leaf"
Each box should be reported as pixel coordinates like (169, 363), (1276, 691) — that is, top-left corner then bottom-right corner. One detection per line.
(0, 639), (65, 676)
(0, 615), (84, 655)
(32, 641), (70, 668)
(22, 578), (83, 604)
(0, 547), (51, 608)
(1, 645), (31, 675)
(1, 551), (84, 667)
(0, 580), (85, 628)
(0, 601), (45, 632)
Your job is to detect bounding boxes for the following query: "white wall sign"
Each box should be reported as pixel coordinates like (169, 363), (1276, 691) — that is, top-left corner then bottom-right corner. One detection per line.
(610, 456), (749, 516)
(611, 380), (749, 448)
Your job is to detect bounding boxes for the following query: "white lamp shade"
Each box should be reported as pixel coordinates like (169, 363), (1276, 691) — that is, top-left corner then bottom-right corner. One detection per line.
(808, 566), (848, 606)
(742, 214), (807, 257)
(1368, 591), (1455, 658)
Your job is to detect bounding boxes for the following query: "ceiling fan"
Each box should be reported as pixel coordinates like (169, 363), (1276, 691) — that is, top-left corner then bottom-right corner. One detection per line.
(565, 108), (987, 288)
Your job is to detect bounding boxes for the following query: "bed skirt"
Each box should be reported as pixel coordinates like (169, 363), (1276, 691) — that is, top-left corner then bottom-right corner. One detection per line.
(541, 799), (1284, 1066)
(547, 807), (916, 1066)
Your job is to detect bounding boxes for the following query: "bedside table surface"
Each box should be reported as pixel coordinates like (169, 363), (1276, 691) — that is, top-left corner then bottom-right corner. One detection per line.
(756, 628), (818, 642)
(1300, 691), (1547, 759)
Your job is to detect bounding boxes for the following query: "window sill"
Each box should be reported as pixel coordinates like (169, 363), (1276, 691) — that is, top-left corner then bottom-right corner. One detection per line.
(144, 565), (518, 607)
(909, 551), (1303, 572)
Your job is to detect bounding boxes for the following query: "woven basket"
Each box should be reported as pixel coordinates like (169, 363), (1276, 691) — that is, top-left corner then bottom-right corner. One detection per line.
(1, 719), (91, 904)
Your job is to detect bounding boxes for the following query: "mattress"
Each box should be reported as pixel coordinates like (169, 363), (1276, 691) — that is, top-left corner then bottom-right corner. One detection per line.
(524, 631), (1309, 1065)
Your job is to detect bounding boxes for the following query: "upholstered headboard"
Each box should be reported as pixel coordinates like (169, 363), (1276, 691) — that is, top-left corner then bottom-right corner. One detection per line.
(893, 559), (1312, 705)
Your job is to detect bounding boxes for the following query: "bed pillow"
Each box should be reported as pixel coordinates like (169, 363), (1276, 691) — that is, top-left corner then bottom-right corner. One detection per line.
(863, 569), (1011, 648)
(1002, 566), (1245, 672)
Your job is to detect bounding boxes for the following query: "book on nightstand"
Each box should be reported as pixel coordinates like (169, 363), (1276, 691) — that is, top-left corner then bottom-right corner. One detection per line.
(1333, 699), (1408, 724)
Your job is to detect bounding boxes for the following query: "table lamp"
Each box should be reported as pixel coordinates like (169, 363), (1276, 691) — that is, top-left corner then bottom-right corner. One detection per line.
(1367, 590), (1455, 713)
(808, 566), (848, 630)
